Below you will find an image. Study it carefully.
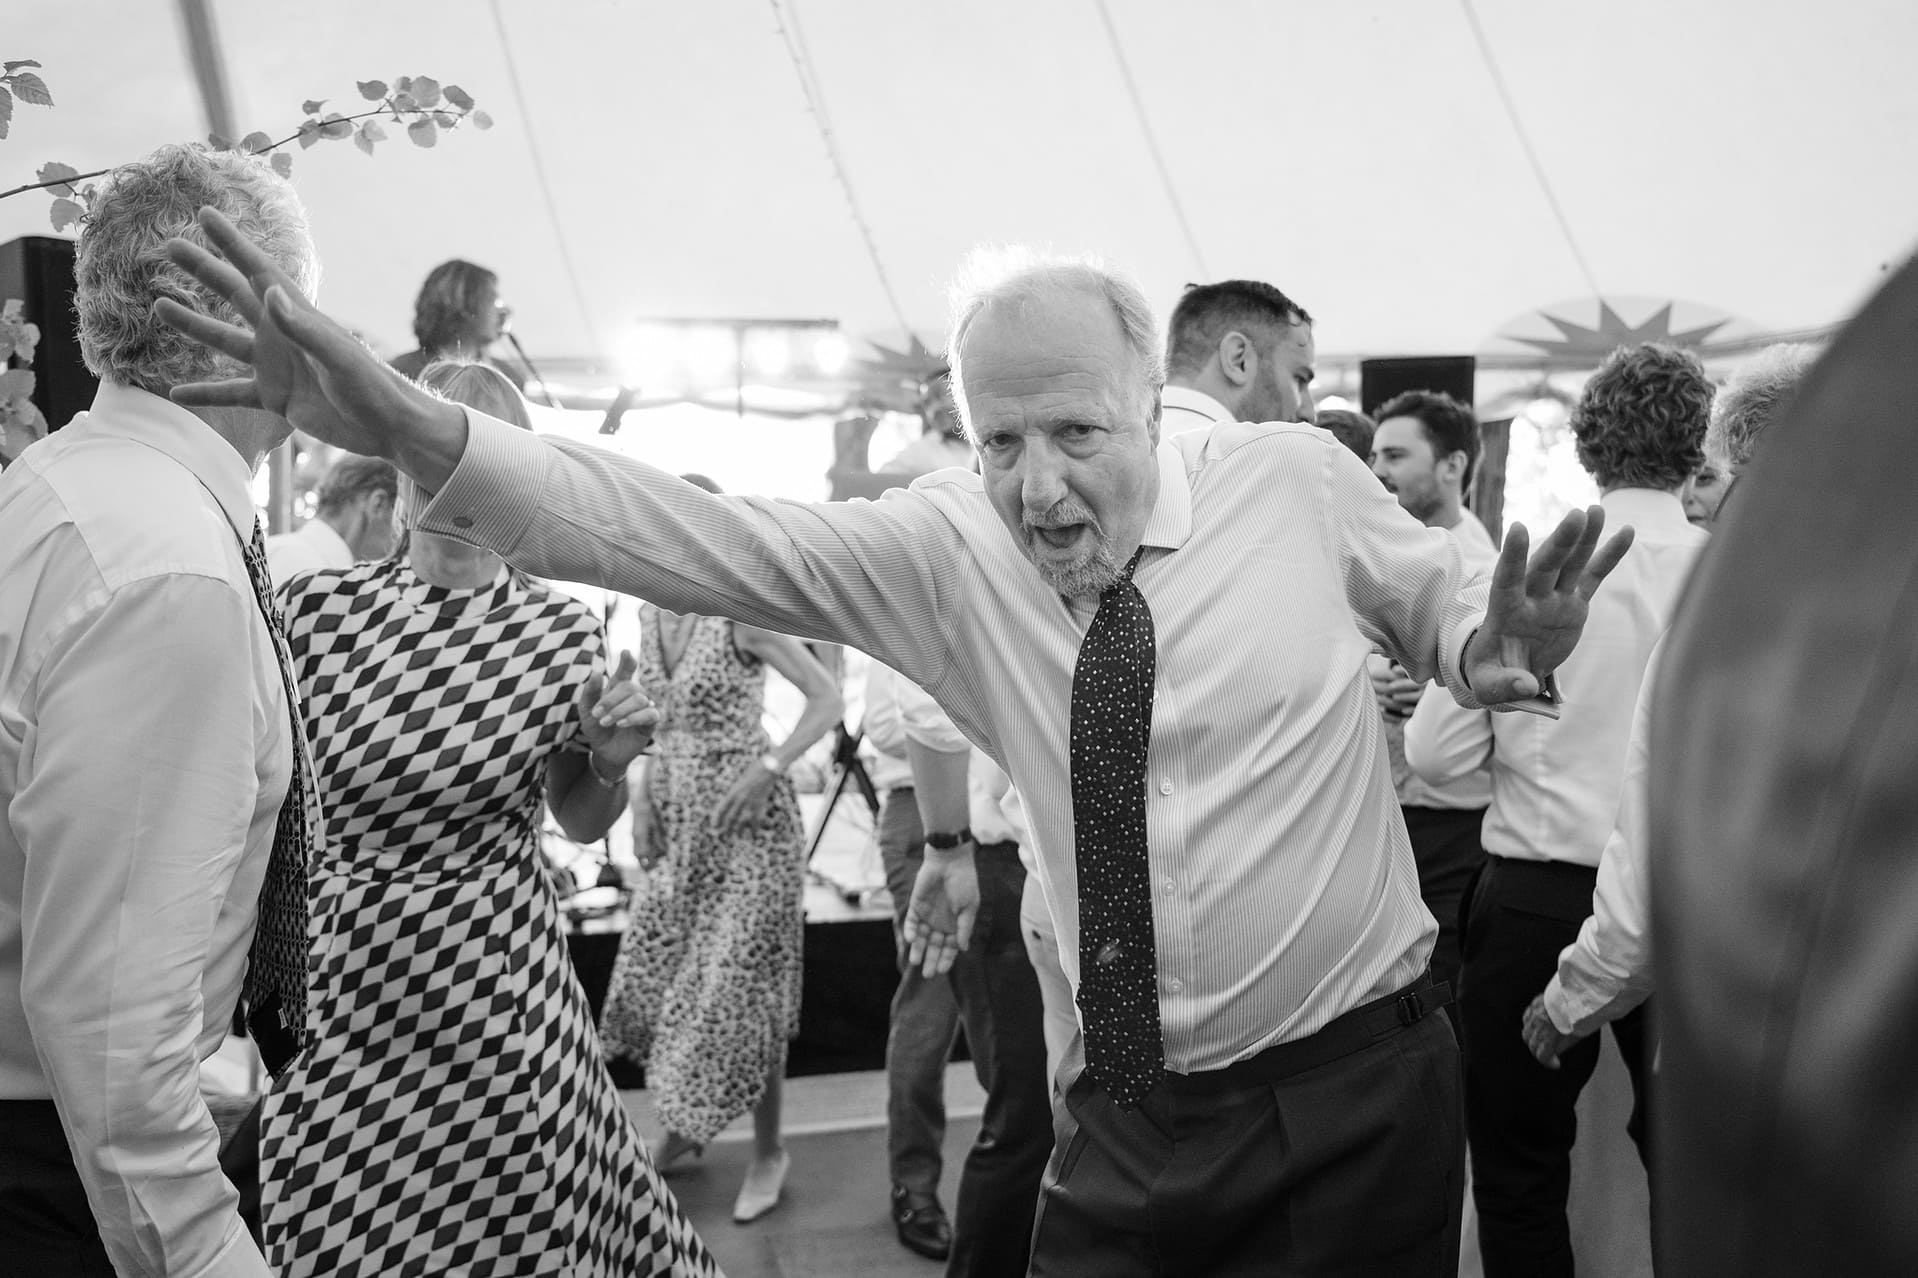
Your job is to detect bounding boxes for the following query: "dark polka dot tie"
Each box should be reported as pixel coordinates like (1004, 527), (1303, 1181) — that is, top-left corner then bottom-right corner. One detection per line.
(241, 520), (315, 1076)
(1070, 547), (1163, 1109)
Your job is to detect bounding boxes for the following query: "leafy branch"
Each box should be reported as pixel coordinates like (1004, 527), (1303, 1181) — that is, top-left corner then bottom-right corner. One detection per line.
(0, 58), (54, 140)
(3, 72), (493, 231)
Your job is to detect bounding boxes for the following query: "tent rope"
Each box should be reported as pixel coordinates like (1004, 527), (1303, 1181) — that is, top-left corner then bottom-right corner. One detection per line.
(768, 0), (918, 342)
(1092, 0), (1209, 280)
(485, 0), (604, 356)
(1459, 0), (1603, 297)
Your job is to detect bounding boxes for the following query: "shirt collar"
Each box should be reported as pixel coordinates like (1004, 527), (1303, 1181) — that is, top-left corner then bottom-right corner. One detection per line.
(1139, 437), (1192, 552)
(1159, 384), (1234, 425)
(1598, 486), (1696, 537)
(76, 381), (260, 542)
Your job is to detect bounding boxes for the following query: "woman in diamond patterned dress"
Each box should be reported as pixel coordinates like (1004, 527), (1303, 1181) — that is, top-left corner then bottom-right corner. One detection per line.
(600, 473), (844, 1225)
(260, 364), (720, 1278)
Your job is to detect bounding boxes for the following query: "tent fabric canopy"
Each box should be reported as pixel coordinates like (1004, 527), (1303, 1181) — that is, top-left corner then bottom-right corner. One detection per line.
(5, 0), (1914, 378)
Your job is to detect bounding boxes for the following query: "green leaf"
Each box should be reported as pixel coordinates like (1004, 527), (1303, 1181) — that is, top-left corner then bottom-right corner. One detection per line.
(240, 130), (274, 154)
(319, 113), (354, 140)
(406, 117), (438, 148)
(433, 111), (455, 128)
(35, 161), (79, 197)
(444, 84), (474, 111)
(301, 98), (326, 116)
(359, 119), (388, 145)
(0, 87), (15, 139)
(271, 152), (293, 179)
(8, 72), (50, 106)
(48, 197), (84, 233)
(410, 76), (441, 108)
(296, 119), (323, 149)
(357, 79), (388, 101)
(391, 92), (418, 113)
(207, 131), (233, 152)
(471, 109), (493, 131)
(2, 60), (42, 72)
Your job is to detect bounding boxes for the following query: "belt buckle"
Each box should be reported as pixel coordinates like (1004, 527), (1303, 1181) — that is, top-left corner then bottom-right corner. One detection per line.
(1395, 992), (1425, 1027)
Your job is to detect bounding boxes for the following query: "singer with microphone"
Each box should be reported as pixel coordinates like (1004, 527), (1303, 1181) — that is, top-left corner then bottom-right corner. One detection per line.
(390, 259), (540, 397)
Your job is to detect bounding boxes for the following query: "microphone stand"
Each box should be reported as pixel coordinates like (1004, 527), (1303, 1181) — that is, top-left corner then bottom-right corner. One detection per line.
(503, 330), (563, 409)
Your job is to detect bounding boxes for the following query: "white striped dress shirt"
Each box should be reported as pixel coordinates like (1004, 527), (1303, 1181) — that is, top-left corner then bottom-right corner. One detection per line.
(421, 411), (1491, 1070)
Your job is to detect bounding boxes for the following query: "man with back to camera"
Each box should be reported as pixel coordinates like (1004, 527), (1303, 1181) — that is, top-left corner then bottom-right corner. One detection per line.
(264, 451), (398, 584)
(1406, 342), (1712, 1277)
(1367, 389), (1499, 996)
(157, 218), (1635, 1276)
(1158, 278), (1317, 432)
(0, 144), (319, 1278)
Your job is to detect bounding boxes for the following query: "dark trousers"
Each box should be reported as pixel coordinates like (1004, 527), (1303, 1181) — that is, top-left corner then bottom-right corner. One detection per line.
(1461, 855), (1653, 1278)
(0, 1100), (115, 1276)
(882, 786), (962, 1198)
(1031, 980), (1465, 1278)
(883, 791), (1052, 1278)
(1402, 804), (1487, 997)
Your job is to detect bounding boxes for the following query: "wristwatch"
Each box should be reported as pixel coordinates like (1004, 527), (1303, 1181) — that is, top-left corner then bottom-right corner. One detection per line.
(757, 753), (785, 775)
(924, 827), (973, 851)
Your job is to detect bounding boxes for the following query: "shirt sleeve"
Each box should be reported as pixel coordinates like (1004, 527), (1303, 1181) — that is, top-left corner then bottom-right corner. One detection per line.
(1543, 642), (1662, 1036)
(1404, 680), (1496, 786)
(418, 410), (968, 693)
(12, 572), (273, 1278)
(896, 676), (970, 755)
(1325, 443), (1490, 706)
(860, 663), (908, 760)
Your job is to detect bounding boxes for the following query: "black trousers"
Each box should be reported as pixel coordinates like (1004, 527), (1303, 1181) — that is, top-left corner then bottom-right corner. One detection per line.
(1030, 978), (1465, 1278)
(1460, 854), (1653, 1278)
(0, 1100), (114, 1277)
(1402, 804), (1488, 997)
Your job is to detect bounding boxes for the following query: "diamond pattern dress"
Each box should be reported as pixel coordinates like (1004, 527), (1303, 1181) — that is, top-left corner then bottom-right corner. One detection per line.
(599, 611), (805, 1145)
(260, 560), (720, 1278)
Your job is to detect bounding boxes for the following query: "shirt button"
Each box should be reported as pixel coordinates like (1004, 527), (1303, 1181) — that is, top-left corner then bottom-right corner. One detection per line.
(1161, 876), (1176, 894)
(1158, 778), (1174, 796)
(452, 515), (474, 529)
(1164, 977), (1184, 995)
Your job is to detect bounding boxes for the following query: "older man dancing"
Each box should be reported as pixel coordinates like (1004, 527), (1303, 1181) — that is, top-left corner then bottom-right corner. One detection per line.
(158, 214), (1631, 1277)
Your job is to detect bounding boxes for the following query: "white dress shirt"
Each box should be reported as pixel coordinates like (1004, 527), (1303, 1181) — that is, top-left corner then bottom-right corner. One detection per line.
(896, 673), (1021, 848)
(1405, 487), (1706, 867)
(858, 659), (916, 792)
(0, 383), (283, 1277)
(1158, 383), (1233, 434)
(420, 410), (1492, 1070)
(1381, 509), (1500, 810)
(1543, 640), (1665, 1036)
(263, 513), (353, 586)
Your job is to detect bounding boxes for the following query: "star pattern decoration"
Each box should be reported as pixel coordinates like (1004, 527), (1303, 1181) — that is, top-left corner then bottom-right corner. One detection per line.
(846, 335), (945, 414)
(1506, 300), (1729, 360)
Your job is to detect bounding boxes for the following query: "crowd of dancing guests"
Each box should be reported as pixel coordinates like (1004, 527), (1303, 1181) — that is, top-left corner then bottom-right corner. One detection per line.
(0, 137), (1845, 1278)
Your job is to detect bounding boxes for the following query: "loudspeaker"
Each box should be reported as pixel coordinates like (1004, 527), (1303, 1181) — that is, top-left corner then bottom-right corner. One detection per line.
(1360, 355), (1476, 418)
(0, 235), (98, 432)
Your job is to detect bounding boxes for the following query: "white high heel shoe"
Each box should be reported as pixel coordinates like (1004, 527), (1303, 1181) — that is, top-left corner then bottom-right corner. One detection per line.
(732, 1148), (790, 1223)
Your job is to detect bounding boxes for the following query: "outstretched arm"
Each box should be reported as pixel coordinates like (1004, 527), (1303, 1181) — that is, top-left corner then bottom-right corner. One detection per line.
(1464, 508), (1635, 705)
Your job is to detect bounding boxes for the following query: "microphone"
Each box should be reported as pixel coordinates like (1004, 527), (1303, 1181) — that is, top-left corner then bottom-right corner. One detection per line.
(503, 330), (563, 410)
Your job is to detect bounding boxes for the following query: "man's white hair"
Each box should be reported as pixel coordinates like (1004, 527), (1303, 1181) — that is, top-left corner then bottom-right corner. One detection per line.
(1707, 342), (1820, 471)
(944, 245), (1165, 436)
(75, 142), (318, 396)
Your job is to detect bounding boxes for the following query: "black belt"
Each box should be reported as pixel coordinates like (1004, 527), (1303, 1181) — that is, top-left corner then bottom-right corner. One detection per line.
(1162, 974), (1452, 1095)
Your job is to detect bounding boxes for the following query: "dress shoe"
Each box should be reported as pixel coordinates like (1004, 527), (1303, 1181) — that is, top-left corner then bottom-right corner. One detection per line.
(733, 1148), (790, 1223)
(890, 1185), (952, 1261)
(654, 1131), (704, 1176)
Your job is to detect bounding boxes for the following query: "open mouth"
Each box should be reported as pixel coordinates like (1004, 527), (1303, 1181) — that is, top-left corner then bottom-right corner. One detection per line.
(1031, 524), (1083, 551)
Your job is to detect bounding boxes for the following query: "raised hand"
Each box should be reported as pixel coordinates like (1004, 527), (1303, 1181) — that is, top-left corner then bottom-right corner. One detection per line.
(1465, 506), (1635, 706)
(152, 207), (467, 486)
(576, 650), (659, 771)
(902, 846), (979, 978)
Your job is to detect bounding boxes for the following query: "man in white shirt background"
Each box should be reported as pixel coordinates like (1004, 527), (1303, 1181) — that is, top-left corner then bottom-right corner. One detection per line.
(1157, 278), (1317, 433)
(1521, 343), (1817, 1068)
(1406, 342), (1713, 1278)
(0, 145), (317, 1278)
(263, 451), (397, 584)
(1366, 388), (1500, 996)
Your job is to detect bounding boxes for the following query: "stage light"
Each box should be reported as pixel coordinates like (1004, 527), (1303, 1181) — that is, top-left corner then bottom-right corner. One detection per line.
(811, 332), (851, 376)
(618, 324), (684, 389)
(744, 329), (793, 378)
(684, 326), (738, 382)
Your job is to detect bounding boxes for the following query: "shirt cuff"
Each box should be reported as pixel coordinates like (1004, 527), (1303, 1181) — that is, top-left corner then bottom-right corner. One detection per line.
(197, 1221), (274, 1278)
(414, 406), (554, 557)
(1541, 975), (1584, 1036)
(1438, 611), (1489, 710)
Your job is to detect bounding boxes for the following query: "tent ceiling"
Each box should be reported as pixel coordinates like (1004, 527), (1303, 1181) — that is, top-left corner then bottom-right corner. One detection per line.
(5, 0), (1914, 376)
